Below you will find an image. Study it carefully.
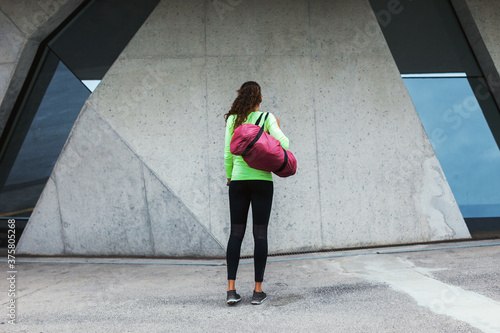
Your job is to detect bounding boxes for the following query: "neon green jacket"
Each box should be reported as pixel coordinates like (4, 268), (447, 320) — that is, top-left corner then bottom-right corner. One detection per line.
(225, 111), (290, 181)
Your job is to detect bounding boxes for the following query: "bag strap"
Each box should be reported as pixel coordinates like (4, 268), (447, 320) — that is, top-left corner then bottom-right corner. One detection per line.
(275, 147), (288, 173)
(254, 112), (265, 126)
(258, 112), (269, 128)
(241, 113), (269, 156)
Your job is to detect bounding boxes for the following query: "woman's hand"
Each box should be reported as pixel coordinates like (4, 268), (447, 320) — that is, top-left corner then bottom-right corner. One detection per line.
(276, 117), (281, 128)
(227, 178), (231, 186)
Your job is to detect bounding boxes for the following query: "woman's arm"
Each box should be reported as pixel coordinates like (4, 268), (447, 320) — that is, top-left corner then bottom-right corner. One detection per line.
(267, 113), (289, 150)
(224, 117), (234, 180)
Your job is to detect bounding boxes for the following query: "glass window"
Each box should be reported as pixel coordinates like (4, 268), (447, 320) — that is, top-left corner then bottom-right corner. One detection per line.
(404, 75), (500, 218)
(369, 0), (500, 232)
(0, 54), (90, 217)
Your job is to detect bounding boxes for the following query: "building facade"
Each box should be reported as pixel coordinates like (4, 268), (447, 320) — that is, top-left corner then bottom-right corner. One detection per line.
(1, 0), (499, 257)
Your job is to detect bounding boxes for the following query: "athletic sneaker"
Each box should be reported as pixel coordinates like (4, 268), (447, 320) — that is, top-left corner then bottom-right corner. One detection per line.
(251, 291), (267, 305)
(226, 290), (241, 305)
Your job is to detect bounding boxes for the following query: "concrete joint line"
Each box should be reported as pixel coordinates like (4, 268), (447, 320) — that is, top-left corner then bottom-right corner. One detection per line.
(51, 173), (68, 254)
(0, 61), (19, 66)
(305, 0), (324, 245)
(202, 1), (211, 234)
(141, 163), (156, 256)
(0, 8), (25, 38)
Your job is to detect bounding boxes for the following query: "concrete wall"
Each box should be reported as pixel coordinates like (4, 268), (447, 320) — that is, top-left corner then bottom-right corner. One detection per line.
(0, 0), (84, 136)
(452, 0), (500, 109)
(17, 0), (471, 257)
(465, 0), (500, 73)
(465, 0), (500, 112)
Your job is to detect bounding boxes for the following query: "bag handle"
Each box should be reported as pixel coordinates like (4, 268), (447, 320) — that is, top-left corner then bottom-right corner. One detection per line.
(241, 113), (269, 156)
(254, 112), (267, 126)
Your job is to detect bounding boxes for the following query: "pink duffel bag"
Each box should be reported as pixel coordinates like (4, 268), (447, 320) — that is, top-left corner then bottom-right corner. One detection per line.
(230, 113), (297, 178)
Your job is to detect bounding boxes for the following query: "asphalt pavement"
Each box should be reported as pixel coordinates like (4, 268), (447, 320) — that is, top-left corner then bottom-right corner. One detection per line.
(1, 239), (500, 333)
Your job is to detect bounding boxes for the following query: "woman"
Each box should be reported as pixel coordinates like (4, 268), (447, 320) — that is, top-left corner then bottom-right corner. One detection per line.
(224, 81), (289, 305)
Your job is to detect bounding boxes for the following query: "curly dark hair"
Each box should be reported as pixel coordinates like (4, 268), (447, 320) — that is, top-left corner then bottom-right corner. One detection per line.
(224, 81), (262, 130)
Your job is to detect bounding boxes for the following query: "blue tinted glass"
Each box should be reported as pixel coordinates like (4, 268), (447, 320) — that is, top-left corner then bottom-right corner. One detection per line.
(404, 78), (500, 218)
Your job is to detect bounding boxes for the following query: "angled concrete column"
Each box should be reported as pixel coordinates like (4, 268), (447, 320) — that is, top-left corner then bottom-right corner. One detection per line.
(452, 0), (500, 154)
(17, 103), (224, 257)
(0, 0), (84, 135)
(18, 0), (471, 258)
(0, 7), (27, 135)
(464, 0), (500, 72)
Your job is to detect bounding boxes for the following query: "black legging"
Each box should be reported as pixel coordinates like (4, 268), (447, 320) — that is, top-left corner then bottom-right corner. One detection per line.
(226, 180), (273, 283)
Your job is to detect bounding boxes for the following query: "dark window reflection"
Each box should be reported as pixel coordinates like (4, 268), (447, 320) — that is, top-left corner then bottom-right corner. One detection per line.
(0, 57), (90, 217)
(369, 0), (481, 75)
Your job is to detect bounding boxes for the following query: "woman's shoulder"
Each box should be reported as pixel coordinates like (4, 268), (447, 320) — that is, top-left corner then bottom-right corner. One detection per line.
(254, 111), (276, 126)
(262, 111), (277, 123)
(254, 111), (275, 119)
(247, 111), (267, 121)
